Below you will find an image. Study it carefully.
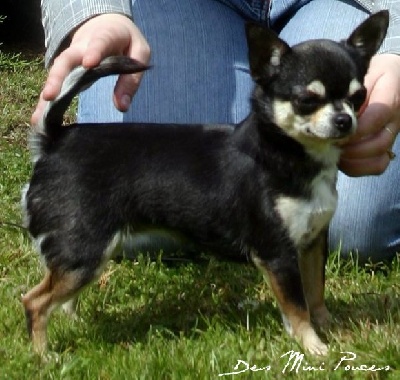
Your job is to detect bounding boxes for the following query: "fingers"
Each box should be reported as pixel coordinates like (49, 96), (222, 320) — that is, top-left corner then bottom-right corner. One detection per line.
(342, 123), (396, 159)
(346, 55), (398, 142)
(339, 154), (391, 177)
(31, 14), (150, 124)
(43, 47), (86, 101)
(31, 44), (91, 125)
(31, 46), (88, 126)
(353, 92), (393, 140)
(340, 123), (398, 176)
(31, 47), (85, 125)
(113, 73), (141, 111)
(339, 54), (400, 176)
(110, 23), (151, 111)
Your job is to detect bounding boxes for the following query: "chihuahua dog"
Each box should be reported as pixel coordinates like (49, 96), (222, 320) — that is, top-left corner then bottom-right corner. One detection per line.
(22, 11), (388, 356)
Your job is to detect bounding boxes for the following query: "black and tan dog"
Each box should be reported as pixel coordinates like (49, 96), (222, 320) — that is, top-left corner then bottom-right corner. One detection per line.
(22, 11), (389, 356)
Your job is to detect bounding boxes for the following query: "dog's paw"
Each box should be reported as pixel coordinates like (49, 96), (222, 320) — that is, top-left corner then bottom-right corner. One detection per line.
(300, 326), (328, 356)
(304, 337), (328, 356)
(36, 350), (61, 363)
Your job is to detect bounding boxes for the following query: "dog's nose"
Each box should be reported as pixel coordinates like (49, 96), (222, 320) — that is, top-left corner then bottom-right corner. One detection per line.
(333, 113), (353, 132)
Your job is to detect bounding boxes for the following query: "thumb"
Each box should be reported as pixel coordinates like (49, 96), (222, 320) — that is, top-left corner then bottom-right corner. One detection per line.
(112, 71), (144, 112)
(112, 41), (151, 112)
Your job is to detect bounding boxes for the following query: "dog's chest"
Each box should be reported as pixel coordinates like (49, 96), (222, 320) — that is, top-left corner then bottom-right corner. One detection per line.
(274, 169), (338, 247)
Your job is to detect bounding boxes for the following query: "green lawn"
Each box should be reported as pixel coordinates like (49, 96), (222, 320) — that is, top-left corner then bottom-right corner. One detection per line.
(0, 53), (399, 379)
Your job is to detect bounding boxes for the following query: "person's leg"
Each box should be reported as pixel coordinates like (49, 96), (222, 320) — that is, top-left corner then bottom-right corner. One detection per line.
(272, 0), (400, 262)
(330, 138), (400, 262)
(270, 0), (367, 42)
(78, 0), (255, 124)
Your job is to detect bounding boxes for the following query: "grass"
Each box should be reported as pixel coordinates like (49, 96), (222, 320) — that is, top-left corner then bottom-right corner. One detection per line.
(0, 51), (399, 379)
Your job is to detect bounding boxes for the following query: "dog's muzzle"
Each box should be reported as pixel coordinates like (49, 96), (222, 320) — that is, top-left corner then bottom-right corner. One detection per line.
(333, 113), (353, 133)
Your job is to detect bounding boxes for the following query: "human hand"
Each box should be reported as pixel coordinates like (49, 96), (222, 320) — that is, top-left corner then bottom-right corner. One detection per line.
(31, 13), (150, 125)
(339, 54), (400, 176)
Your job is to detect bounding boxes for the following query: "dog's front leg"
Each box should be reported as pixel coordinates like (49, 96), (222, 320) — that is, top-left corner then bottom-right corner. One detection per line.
(251, 249), (328, 356)
(298, 230), (331, 327)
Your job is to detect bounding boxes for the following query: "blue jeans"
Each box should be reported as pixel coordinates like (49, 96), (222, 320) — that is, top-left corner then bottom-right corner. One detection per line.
(78, 0), (400, 262)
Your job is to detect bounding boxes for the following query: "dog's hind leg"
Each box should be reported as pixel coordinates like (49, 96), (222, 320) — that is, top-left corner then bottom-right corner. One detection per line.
(298, 231), (331, 327)
(22, 269), (88, 354)
(252, 251), (328, 356)
(22, 229), (122, 354)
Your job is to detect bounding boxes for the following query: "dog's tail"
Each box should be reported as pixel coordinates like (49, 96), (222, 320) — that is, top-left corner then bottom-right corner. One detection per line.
(31, 56), (149, 161)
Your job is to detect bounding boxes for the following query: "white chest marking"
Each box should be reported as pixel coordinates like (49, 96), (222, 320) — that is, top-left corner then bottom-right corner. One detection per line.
(275, 169), (338, 247)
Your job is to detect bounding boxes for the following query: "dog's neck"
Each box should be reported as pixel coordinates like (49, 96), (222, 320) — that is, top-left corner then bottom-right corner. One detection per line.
(231, 112), (341, 197)
(241, 111), (342, 167)
(303, 141), (342, 168)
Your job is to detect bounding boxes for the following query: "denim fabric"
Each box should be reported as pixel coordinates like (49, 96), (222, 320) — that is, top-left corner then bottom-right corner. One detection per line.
(216, 0), (270, 22)
(40, 0), (400, 67)
(274, 0), (367, 42)
(79, 0), (255, 124)
(78, 0), (399, 262)
(331, 137), (400, 262)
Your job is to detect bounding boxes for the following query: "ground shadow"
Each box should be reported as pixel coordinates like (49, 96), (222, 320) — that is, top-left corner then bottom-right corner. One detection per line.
(54, 258), (399, 349)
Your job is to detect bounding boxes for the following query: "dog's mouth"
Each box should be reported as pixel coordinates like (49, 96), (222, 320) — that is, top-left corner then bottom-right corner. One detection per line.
(301, 105), (357, 141)
(304, 124), (356, 141)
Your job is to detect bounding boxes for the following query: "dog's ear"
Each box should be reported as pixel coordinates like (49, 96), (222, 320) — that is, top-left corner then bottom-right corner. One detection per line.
(245, 22), (291, 84)
(346, 10), (389, 61)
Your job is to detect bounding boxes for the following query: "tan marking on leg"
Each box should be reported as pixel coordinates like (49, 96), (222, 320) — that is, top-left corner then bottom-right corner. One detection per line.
(22, 270), (83, 354)
(299, 231), (331, 327)
(252, 255), (328, 356)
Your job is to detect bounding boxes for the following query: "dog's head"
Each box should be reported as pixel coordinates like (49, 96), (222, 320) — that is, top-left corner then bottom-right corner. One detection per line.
(245, 11), (389, 145)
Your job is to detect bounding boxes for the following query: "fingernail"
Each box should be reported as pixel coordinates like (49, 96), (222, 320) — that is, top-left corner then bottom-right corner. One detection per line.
(121, 94), (131, 111)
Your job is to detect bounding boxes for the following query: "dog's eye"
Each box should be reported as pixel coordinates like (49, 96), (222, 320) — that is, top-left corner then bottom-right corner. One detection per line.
(347, 87), (367, 111)
(292, 93), (323, 115)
